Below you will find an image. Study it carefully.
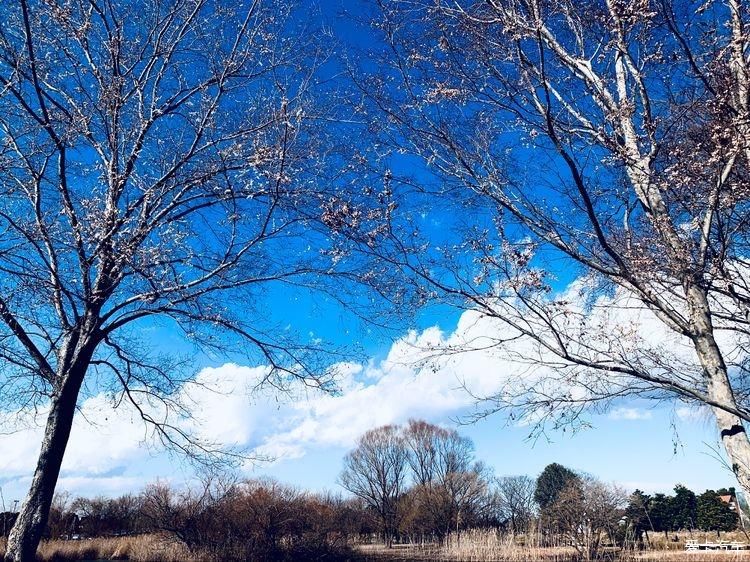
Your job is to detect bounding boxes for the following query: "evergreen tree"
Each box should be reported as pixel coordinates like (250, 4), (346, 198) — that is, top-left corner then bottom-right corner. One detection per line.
(697, 490), (738, 536)
(625, 490), (653, 545)
(671, 485), (697, 531)
(648, 494), (674, 538)
(534, 464), (580, 510)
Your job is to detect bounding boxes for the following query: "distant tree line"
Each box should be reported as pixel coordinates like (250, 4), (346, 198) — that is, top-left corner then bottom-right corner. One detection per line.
(0, 421), (742, 561)
(337, 420), (628, 557)
(338, 421), (745, 558)
(625, 485), (740, 545)
(1, 479), (376, 561)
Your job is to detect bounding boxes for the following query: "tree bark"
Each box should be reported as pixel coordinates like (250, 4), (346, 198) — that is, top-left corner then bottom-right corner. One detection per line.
(4, 372), (83, 562)
(687, 285), (750, 496)
(710, 397), (750, 495)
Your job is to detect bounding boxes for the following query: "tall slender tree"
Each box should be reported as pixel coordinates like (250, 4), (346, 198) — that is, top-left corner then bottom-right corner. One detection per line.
(355, 0), (750, 498)
(495, 475), (536, 535)
(624, 489), (653, 547)
(670, 485), (697, 531)
(402, 419), (492, 538)
(339, 425), (410, 547)
(0, 1), (389, 560)
(648, 493), (675, 539)
(534, 463), (580, 512)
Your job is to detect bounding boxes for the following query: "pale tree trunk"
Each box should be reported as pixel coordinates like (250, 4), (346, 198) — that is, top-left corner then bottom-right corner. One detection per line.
(687, 286), (750, 496)
(715, 1), (750, 495)
(4, 372), (83, 562)
(709, 385), (750, 494)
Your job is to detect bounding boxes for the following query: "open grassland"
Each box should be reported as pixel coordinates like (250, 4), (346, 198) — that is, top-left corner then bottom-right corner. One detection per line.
(6, 530), (750, 561)
(358, 543), (581, 561)
(360, 545), (750, 562)
(0, 534), (359, 562)
(645, 530), (750, 550)
(0, 535), (194, 562)
(358, 529), (750, 561)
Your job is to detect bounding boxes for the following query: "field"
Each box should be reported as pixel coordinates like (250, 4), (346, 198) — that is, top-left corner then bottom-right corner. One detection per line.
(5, 530), (750, 561)
(357, 530), (750, 561)
(359, 545), (750, 561)
(0, 535), (192, 562)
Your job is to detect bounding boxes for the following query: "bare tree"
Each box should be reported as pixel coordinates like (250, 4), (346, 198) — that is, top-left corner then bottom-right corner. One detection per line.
(140, 478), (230, 554)
(70, 494), (142, 538)
(0, 0), (390, 560)
(45, 492), (75, 540)
(403, 419), (441, 487)
(547, 477), (627, 560)
(402, 419), (493, 539)
(354, 0), (750, 498)
(339, 425), (410, 547)
(441, 463), (495, 537)
(110, 477), (360, 559)
(496, 475), (536, 535)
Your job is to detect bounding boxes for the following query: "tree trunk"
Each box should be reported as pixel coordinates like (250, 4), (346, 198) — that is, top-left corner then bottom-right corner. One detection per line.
(686, 285), (750, 497)
(4, 373), (83, 562)
(710, 396), (750, 495)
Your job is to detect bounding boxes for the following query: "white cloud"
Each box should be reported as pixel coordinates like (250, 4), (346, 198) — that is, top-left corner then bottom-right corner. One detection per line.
(0, 320), (521, 495)
(56, 475), (152, 496)
(0, 395), (155, 479)
(676, 405), (708, 422)
(0, 280), (735, 498)
(609, 407), (653, 421)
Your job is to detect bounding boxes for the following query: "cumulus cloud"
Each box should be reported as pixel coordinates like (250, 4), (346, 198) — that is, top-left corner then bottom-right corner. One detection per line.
(0, 281), (734, 497)
(0, 397), (166, 502)
(0, 317), (520, 496)
(0, 395), (155, 478)
(608, 407), (653, 421)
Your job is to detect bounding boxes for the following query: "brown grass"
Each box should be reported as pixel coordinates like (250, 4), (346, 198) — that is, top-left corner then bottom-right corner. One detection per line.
(357, 529), (750, 561)
(360, 543), (750, 561)
(6, 530), (750, 562)
(442, 529), (579, 561)
(356, 531), (584, 561)
(358, 544), (582, 561)
(633, 553), (750, 561)
(0, 534), (195, 562)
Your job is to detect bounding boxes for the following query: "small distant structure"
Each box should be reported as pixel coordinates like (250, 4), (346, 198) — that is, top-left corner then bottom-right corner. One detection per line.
(719, 494), (738, 511)
(686, 539), (749, 551)
(717, 490), (748, 531)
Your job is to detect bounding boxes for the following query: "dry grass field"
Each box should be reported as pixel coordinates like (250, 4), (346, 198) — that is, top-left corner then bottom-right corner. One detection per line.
(644, 530), (750, 550)
(359, 545), (750, 562)
(357, 529), (750, 561)
(0, 535), (193, 562)
(358, 542), (580, 561)
(4, 530), (750, 561)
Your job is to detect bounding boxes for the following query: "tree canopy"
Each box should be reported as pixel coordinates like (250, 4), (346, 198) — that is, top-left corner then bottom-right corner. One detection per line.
(0, 0), (390, 560)
(697, 490), (739, 534)
(353, 0), (750, 502)
(534, 463), (580, 511)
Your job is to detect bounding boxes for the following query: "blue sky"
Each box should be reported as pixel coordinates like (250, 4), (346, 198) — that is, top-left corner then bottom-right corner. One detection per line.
(0, 0), (742, 508)
(0, 302), (738, 504)
(261, 406), (731, 496)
